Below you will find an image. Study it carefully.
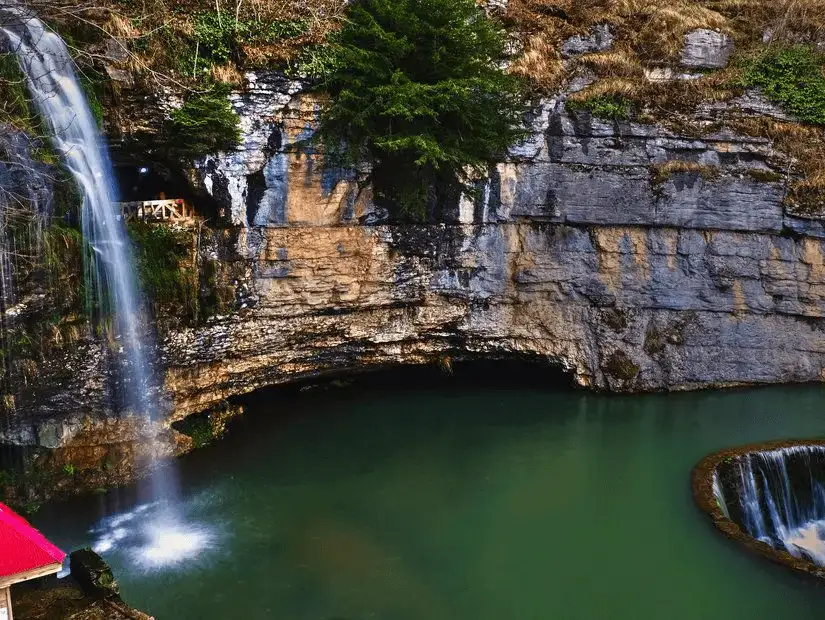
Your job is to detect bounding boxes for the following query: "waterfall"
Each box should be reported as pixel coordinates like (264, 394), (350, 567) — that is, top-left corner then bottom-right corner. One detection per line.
(0, 6), (216, 569)
(715, 446), (825, 566)
(1, 3), (152, 415)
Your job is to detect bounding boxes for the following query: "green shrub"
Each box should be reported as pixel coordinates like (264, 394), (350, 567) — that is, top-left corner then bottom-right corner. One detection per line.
(194, 12), (236, 63)
(0, 53), (34, 131)
(742, 45), (825, 126)
(314, 0), (527, 219)
(194, 11), (309, 64)
(567, 94), (632, 121)
(128, 223), (196, 314)
(289, 41), (341, 79)
(166, 84), (241, 158)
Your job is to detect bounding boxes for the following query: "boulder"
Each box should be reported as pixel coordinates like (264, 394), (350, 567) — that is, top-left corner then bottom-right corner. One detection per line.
(680, 29), (734, 69)
(561, 24), (614, 59)
(69, 548), (121, 601)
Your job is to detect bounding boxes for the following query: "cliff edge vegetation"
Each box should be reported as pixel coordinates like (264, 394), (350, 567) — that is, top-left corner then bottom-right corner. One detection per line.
(23, 0), (821, 214)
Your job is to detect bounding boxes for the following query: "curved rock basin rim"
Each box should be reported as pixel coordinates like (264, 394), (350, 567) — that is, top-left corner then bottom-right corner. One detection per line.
(693, 438), (825, 580)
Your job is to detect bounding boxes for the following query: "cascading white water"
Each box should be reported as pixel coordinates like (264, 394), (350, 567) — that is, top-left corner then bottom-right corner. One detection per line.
(1, 3), (151, 414)
(715, 446), (825, 566)
(1, 4), (215, 569)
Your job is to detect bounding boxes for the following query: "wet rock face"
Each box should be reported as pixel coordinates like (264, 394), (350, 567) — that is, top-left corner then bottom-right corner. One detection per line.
(680, 29), (734, 69)
(0, 129), (54, 218)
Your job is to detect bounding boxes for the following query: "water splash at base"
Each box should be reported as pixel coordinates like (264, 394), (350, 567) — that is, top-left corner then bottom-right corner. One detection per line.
(88, 491), (218, 572)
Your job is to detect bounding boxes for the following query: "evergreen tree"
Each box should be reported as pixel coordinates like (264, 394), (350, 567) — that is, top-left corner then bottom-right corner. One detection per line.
(315, 0), (526, 219)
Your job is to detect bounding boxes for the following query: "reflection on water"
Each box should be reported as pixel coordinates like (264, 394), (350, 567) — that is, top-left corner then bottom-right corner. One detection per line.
(32, 367), (825, 619)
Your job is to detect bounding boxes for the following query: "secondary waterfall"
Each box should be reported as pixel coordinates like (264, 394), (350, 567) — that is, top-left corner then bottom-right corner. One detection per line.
(714, 445), (825, 566)
(1, 4), (152, 414)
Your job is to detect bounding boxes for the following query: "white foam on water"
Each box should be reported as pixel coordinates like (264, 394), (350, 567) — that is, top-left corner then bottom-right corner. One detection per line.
(139, 521), (215, 569)
(87, 500), (218, 572)
(783, 520), (825, 565)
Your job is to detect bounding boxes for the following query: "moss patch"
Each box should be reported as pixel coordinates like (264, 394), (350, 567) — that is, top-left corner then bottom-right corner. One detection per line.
(172, 402), (244, 449)
(745, 168), (784, 183)
(603, 350), (640, 382)
(0, 53), (35, 131)
(128, 223), (198, 319)
(741, 45), (825, 127)
(566, 94), (632, 121)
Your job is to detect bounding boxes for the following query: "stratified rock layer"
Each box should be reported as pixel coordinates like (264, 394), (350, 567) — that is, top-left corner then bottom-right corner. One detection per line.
(681, 29), (735, 69)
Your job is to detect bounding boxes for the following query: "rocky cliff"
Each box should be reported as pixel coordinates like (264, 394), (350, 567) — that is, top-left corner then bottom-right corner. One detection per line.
(4, 61), (825, 497)
(156, 73), (825, 421)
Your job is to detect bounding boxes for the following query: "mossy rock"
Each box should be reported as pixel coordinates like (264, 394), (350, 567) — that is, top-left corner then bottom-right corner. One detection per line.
(603, 350), (640, 382)
(601, 307), (629, 332)
(745, 169), (784, 184)
(70, 548), (120, 601)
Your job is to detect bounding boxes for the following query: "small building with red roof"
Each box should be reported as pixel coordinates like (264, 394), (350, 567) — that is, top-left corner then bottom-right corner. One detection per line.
(0, 502), (65, 620)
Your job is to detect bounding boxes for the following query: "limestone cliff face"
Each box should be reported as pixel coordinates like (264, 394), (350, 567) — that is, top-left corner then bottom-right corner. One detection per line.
(5, 71), (825, 484)
(158, 73), (825, 424)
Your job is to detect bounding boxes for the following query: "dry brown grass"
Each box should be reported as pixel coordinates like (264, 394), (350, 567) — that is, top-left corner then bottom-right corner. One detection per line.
(210, 62), (245, 85)
(14, 358), (38, 385)
(567, 77), (642, 102)
(788, 173), (825, 214)
(79, 0), (345, 83)
(650, 159), (720, 184)
(504, 0), (825, 92)
(577, 48), (646, 79)
(505, 0), (825, 205)
(509, 34), (566, 89)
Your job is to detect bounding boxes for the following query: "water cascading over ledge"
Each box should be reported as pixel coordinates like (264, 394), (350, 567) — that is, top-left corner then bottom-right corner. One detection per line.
(693, 440), (825, 579)
(0, 2), (154, 416)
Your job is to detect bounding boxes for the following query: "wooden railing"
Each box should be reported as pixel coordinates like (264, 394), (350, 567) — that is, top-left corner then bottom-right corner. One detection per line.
(118, 199), (196, 225)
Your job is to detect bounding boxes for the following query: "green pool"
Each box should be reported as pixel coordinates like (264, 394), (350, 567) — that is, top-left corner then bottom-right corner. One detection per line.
(35, 366), (825, 619)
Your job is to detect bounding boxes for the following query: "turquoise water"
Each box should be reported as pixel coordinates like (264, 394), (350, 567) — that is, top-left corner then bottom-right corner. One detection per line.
(35, 368), (825, 619)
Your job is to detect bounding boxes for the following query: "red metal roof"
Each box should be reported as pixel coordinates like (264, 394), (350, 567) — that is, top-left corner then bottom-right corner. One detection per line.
(0, 502), (65, 579)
